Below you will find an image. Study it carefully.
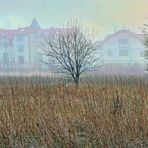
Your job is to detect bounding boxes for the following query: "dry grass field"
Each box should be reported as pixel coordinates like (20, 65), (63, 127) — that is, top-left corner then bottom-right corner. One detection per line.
(0, 75), (148, 147)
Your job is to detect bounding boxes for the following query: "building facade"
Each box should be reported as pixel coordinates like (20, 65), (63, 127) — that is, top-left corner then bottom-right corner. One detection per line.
(0, 18), (51, 72)
(0, 21), (147, 75)
(96, 29), (146, 75)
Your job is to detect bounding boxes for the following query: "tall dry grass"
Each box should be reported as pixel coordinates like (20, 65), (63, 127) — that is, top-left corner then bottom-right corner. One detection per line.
(0, 76), (148, 147)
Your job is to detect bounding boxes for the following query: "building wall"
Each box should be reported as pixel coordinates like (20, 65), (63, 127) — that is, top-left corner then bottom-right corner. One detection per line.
(95, 30), (147, 75)
(101, 30), (145, 65)
(0, 32), (46, 72)
(13, 34), (29, 63)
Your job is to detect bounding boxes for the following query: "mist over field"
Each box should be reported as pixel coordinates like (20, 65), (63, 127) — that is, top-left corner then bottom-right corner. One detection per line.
(0, 0), (148, 147)
(0, 0), (147, 75)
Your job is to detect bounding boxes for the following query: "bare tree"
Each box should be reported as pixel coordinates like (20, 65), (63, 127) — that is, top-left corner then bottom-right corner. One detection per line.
(41, 22), (98, 86)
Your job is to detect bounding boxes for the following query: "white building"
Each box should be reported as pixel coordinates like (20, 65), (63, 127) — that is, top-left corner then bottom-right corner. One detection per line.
(96, 29), (146, 75)
(0, 21), (147, 75)
(0, 18), (55, 72)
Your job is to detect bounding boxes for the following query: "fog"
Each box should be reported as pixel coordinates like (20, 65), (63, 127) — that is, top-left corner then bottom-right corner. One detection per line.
(0, 0), (147, 75)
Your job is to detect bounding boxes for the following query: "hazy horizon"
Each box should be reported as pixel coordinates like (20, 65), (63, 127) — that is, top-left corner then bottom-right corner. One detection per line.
(0, 0), (148, 37)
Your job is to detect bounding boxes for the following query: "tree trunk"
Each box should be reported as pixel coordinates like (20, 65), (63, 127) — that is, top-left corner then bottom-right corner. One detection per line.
(74, 76), (79, 88)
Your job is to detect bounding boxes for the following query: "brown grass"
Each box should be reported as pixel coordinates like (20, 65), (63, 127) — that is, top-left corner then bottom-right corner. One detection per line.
(0, 76), (148, 147)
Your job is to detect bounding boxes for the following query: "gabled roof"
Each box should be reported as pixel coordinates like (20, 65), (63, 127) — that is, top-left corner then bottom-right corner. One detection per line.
(102, 29), (144, 44)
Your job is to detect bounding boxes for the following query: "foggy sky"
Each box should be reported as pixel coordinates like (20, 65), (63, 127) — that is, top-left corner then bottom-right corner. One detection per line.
(0, 0), (148, 37)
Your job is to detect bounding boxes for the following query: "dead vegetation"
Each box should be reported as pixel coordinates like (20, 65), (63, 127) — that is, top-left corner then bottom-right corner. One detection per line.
(0, 76), (148, 147)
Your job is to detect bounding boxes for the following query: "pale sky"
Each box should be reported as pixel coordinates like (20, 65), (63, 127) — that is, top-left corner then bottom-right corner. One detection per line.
(0, 0), (148, 37)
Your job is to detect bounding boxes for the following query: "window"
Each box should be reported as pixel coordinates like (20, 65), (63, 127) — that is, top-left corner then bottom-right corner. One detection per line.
(18, 56), (24, 64)
(107, 50), (113, 57)
(17, 35), (24, 42)
(119, 50), (128, 56)
(1, 40), (9, 48)
(17, 45), (24, 52)
(3, 52), (9, 64)
(118, 38), (128, 44)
